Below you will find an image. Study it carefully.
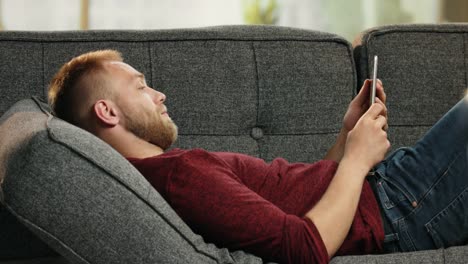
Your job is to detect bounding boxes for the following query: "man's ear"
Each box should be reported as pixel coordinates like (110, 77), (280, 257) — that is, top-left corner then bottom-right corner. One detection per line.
(94, 100), (119, 126)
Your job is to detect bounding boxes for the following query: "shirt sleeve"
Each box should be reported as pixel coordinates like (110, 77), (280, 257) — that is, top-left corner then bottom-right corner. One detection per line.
(166, 149), (329, 264)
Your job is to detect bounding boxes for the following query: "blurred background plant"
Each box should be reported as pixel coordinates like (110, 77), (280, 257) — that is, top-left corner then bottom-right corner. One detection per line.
(243, 0), (278, 25)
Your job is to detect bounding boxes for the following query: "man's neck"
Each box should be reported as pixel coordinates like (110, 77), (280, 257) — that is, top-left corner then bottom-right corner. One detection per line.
(118, 139), (165, 159)
(100, 129), (165, 159)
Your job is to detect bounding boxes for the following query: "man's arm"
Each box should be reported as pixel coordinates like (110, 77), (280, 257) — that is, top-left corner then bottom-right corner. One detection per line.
(307, 103), (390, 257)
(323, 127), (348, 163)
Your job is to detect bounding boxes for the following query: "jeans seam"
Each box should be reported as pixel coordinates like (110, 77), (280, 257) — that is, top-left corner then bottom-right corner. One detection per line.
(416, 151), (463, 207)
(426, 223), (443, 249)
(426, 186), (468, 228)
(399, 219), (417, 251)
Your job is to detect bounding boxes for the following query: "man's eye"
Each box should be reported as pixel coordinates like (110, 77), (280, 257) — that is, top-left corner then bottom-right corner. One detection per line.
(139, 86), (145, 90)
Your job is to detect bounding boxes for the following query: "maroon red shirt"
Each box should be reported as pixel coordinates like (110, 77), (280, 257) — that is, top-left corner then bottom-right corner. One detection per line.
(127, 148), (384, 264)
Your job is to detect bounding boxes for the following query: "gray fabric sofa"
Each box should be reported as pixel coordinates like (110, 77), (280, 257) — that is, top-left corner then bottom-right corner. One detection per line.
(0, 24), (467, 263)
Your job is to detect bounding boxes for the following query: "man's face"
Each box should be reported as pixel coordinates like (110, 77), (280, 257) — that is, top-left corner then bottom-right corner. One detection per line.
(105, 61), (178, 150)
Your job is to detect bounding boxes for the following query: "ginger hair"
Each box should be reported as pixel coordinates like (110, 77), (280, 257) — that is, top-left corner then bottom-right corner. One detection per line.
(48, 49), (123, 129)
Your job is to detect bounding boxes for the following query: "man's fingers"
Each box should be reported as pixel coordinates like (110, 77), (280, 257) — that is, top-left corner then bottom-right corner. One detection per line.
(360, 79), (385, 104)
(375, 97), (388, 117)
(366, 98), (388, 131)
(375, 80), (386, 104)
(375, 115), (388, 130)
(356, 79), (370, 99)
(365, 102), (385, 118)
(361, 79), (371, 93)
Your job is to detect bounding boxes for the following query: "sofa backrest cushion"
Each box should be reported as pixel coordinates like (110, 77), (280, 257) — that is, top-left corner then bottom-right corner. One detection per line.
(353, 24), (468, 151)
(0, 97), (264, 264)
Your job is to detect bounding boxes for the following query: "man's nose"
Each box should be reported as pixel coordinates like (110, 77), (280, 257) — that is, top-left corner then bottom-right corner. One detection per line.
(154, 90), (166, 104)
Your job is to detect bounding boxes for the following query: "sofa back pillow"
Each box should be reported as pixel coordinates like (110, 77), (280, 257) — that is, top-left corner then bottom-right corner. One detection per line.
(0, 98), (63, 261)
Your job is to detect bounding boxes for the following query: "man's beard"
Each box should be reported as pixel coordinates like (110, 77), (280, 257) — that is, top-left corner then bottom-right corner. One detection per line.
(121, 107), (178, 150)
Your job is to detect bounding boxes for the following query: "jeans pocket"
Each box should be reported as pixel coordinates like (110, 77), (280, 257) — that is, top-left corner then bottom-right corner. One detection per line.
(377, 179), (409, 209)
(425, 187), (468, 248)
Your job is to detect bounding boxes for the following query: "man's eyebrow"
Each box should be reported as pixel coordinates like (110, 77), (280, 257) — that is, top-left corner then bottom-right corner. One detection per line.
(136, 73), (145, 80)
(135, 73), (147, 84)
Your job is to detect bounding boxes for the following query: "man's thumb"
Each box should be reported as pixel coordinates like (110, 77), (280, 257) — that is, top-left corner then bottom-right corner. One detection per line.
(366, 102), (384, 118)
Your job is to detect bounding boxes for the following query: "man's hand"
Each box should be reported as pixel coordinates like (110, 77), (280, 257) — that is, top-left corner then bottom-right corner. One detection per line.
(324, 79), (387, 163)
(344, 102), (391, 171)
(343, 79), (387, 132)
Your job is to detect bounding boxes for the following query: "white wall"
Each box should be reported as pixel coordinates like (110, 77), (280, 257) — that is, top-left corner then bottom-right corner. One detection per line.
(278, 0), (325, 30)
(90, 0), (243, 29)
(2, 0), (244, 30)
(0, 0), (442, 41)
(3, 0), (79, 30)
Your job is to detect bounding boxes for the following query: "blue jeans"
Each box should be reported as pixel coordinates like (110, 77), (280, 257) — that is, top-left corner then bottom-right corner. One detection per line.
(369, 98), (468, 253)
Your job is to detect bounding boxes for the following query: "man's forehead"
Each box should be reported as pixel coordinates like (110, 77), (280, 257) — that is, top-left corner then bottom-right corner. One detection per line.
(105, 61), (143, 78)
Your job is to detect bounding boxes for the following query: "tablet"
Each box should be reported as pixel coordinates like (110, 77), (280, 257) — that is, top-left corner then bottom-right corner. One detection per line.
(370, 55), (378, 106)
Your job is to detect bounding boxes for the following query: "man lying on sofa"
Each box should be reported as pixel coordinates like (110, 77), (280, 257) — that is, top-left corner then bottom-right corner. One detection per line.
(47, 50), (468, 264)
